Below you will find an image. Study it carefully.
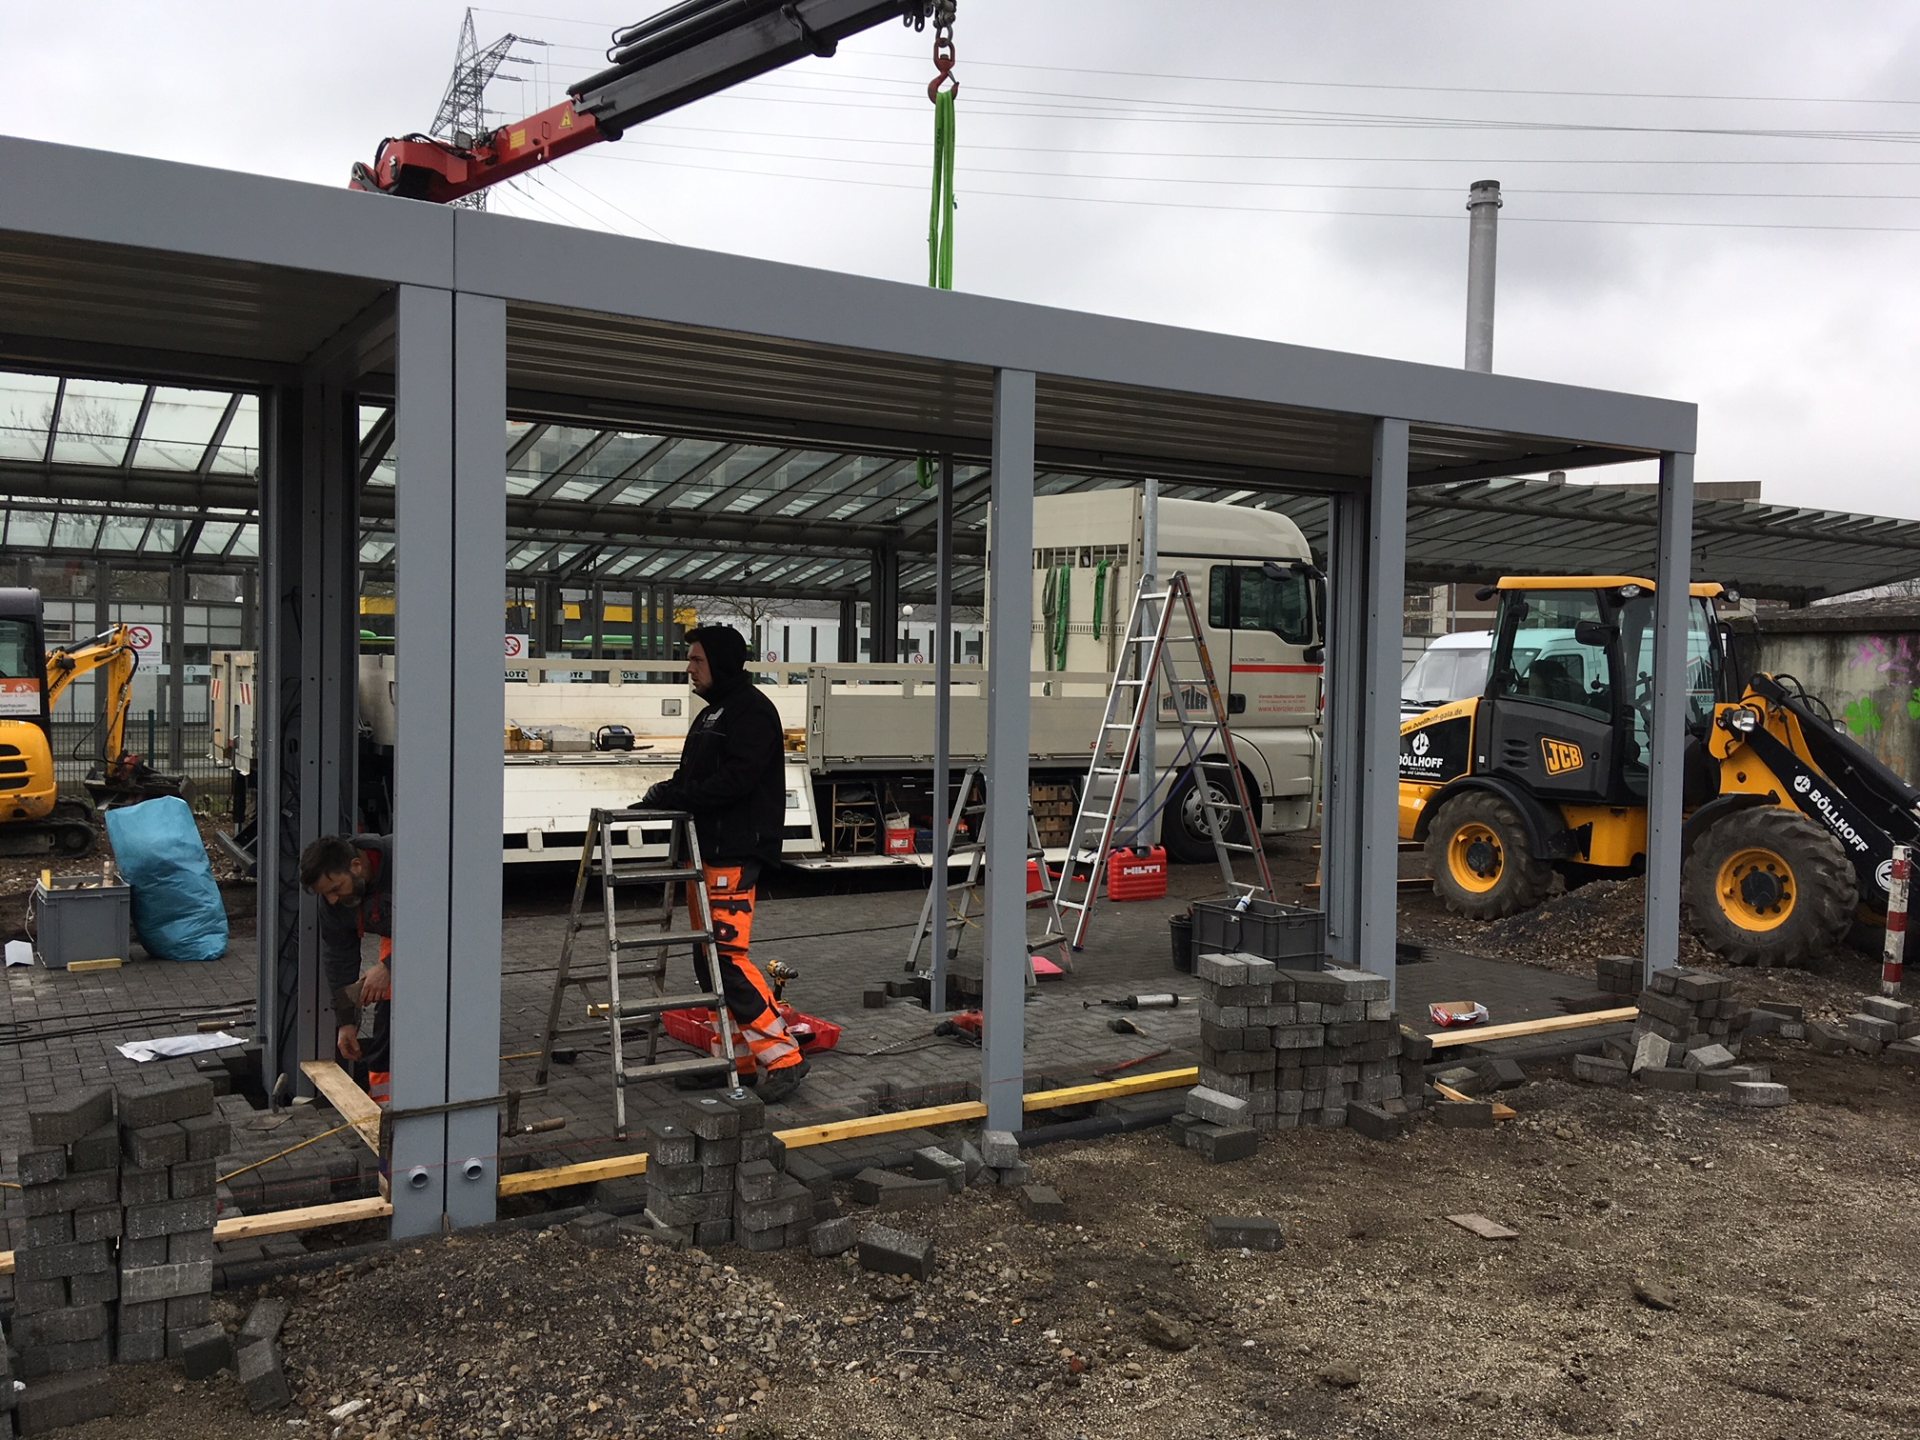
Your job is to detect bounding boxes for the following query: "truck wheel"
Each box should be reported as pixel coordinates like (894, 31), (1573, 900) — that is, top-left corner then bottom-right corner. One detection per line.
(1425, 791), (1551, 920)
(1684, 808), (1856, 966)
(1162, 765), (1257, 865)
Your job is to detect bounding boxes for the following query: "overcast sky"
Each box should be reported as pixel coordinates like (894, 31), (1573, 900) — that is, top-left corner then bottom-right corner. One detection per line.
(6, 1), (1917, 517)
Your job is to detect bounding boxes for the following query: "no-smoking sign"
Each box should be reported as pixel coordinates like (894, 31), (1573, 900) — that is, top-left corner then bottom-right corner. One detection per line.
(505, 634), (530, 660)
(125, 624), (159, 652)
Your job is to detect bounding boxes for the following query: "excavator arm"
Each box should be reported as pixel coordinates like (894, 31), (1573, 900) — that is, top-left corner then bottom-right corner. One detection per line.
(352, 0), (942, 204)
(45, 626), (141, 769)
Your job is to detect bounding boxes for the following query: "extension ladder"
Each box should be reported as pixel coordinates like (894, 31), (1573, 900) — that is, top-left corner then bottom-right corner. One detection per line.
(1043, 569), (1274, 953)
(533, 807), (744, 1140)
(902, 764), (1055, 989)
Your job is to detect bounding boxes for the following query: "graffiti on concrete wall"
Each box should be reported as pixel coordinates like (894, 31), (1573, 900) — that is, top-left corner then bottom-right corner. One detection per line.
(1830, 633), (1920, 768)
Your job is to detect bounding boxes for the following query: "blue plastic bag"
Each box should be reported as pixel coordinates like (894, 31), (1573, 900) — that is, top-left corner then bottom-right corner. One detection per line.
(104, 796), (228, 963)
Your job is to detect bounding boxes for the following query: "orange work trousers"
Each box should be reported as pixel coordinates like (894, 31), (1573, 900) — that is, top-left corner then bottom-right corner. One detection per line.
(687, 864), (802, 1075)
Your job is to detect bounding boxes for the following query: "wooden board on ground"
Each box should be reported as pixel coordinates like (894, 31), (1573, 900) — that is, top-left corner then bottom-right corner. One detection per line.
(1425, 1007), (1639, 1050)
(1301, 876), (1430, 896)
(1433, 1080), (1517, 1120)
(1447, 1212), (1519, 1240)
(301, 1059), (383, 1153)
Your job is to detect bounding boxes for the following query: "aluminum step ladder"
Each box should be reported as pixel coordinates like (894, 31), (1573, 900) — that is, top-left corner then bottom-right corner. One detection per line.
(533, 806), (744, 1140)
(1043, 569), (1275, 955)
(902, 765), (1055, 996)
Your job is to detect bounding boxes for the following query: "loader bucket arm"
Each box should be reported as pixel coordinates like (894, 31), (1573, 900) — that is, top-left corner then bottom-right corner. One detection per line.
(1751, 673), (1920, 846)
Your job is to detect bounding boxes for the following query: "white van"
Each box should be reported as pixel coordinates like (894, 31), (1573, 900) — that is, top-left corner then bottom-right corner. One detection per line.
(1401, 632), (1494, 718)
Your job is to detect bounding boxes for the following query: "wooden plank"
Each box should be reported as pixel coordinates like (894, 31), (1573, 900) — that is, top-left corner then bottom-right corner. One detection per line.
(2, 1195), (396, 1271)
(212, 1195), (392, 1243)
(1432, 1081), (1517, 1120)
(1022, 1066), (1198, 1112)
(1302, 876), (1429, 896)
(300, 1060), (382, 1153)
(500, 1069), (1205, 1198)
(1426, 1007), (1639, 1050)
(500, 1152), (649, 1197)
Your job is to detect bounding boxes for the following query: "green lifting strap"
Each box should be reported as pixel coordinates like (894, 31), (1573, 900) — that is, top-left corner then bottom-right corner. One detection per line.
(1091, 559), (1111, 641)
(916, 88), (959, 491)
(1050, 563), (1071, 672)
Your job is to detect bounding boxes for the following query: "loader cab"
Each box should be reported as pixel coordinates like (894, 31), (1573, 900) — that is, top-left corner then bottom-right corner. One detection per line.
(0, 588), (51, 734)
(1482, 578), (1723, 806)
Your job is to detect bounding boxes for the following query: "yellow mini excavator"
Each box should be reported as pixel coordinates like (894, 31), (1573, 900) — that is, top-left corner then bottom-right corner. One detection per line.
(1399, 575), (1920, 967)
(0, 588), (188, 858)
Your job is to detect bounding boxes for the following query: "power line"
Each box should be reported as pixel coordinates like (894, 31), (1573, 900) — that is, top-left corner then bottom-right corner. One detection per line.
(610, 153), (1920, 232)
(642, 121), (1920, 166)
(478, 12), (1918, 108)
(606, 138), (1920, 201)
(543, 162), (678, 242)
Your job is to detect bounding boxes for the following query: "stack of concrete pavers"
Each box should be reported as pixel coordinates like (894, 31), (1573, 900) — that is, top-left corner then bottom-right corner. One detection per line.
(1836, 995), (1920, 1062)
(1633, 967), (1749, 1056)
(114, 1076), (228, 1365)
(1594, 954), (1642, 999)
(12, 1085), (119, 1397)
(1180, 953), (1429, 1149)
(640, 1091), (813, 1253)
(1569, 968), (1789, 1105)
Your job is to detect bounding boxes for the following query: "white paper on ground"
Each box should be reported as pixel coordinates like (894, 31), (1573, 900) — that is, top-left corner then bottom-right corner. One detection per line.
(5, 939), (33, 967)
(116, 1030), (245, 1062)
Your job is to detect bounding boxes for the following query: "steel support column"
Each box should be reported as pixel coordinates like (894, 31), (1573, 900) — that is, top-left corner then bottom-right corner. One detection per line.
(165, 564), (186, 766)
(1643, 450), (1695, 979)
(838, 596), (858, 662)
(444, 292), (507, 1226)
(982, 370), (1035, 1133)
(388, 284), (456, 1237)
(257, 376), (358, 1102)
(929, 454), (955, 1012)
(870, 547), (900, 663)
(1321, 419), (1409, 1001)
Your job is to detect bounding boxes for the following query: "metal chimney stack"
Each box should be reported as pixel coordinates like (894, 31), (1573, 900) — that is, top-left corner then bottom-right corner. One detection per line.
(1464, 180), (1502, 373)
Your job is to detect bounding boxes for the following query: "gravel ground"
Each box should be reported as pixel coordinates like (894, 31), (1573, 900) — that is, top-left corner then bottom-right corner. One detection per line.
(41, 1027), (1920, 1440)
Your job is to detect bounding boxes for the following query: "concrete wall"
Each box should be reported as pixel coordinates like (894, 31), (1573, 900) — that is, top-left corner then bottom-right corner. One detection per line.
(1738, 602), (1920, 780)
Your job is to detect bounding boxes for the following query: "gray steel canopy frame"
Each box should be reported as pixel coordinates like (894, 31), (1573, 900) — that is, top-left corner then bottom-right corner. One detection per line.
(0, 136), (1699, 1229)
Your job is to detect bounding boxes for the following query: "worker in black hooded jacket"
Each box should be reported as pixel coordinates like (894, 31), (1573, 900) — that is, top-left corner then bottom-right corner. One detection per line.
(639, 624), (808, 1102)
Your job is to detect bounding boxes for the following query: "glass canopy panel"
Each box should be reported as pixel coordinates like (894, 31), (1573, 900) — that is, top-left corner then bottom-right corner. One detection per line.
(0, 373), (60, 461)
(724, 450), (838, 514)
(608, 436), (725, 506)
(228, 524), (260, 559)
(602, 554), (643, 576)
(49, 511), (102, 549)
(6, 509), (54, 547)
(636, 555), (676, 578)
(194, 520), (240, 555)
(358, 406), (390, 443)
(98, 515), (150, 552)
(361, 539), (395, 565)
(512, 424), (601, 490)
(208, 395), (261, 476)
(548, 544), (587, 569)
(668, 445), (782, 510)
(776, 453), (899, 516)
(508, 542), (550, 568)
(564, 431), (667, 498)
(145, 516), (187, 553)
(51, 379), (146, 467)
(133, 387), (231, 471)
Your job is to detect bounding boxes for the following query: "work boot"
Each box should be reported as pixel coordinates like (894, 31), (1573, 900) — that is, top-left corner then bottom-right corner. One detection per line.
(756, 1058), (810, 1105)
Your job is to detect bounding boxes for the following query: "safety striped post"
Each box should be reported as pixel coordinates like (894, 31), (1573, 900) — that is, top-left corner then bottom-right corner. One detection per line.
(1882, 844), (1911, 995)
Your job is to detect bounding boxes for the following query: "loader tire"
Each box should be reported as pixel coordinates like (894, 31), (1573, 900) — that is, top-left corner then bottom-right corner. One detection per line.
(1684, 808), (1856, 967)
(1425, 791), (1552, 920)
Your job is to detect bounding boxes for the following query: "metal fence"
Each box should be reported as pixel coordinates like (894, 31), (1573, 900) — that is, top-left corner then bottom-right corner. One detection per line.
(50, 714), (232, 811)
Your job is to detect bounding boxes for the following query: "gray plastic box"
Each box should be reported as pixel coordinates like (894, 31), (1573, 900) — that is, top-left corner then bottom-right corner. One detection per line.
(30, 874), (132, 969)
(1190, 895), (1326, 968)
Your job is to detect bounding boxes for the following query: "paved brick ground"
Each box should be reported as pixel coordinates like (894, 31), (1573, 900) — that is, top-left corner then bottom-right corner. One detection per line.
(2, 835), (1605, 1278)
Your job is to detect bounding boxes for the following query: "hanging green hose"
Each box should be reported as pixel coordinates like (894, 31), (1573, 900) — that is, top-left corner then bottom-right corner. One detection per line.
(916, 87), (960, 491)
(1050, 564), (1071, 671)
(1091, 559), (1111, 641)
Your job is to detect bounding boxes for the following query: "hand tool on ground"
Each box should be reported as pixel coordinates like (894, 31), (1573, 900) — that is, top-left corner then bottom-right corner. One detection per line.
(1094, 1048), (1173, 1076)
(1082, 993), (1192, 1010)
